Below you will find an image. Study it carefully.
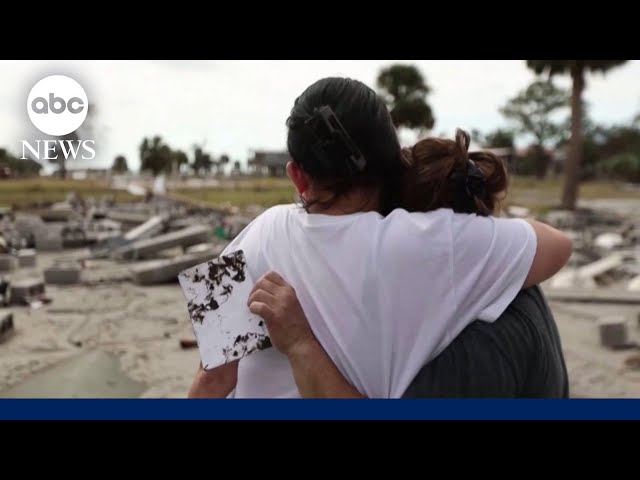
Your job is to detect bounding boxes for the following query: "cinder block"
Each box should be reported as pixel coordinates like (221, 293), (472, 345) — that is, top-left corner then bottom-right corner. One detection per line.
(17, 249), (37, 268)
(598, 316), (629, 349)
(10, 278), (45, 305)
(0, 255), (18, 272)
(35, 232), (64, 252)
(44, 264), (82, 285)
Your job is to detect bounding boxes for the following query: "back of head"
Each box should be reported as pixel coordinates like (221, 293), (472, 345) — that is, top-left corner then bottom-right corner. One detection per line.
(286, 77), (404, 214)
(400, 129), (508, 216)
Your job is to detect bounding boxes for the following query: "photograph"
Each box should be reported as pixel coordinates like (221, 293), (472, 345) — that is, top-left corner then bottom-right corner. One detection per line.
(178, 250), (271, 370)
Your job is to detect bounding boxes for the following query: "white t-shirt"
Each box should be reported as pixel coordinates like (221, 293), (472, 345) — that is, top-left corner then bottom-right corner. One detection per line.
(222, 204), (537, 398)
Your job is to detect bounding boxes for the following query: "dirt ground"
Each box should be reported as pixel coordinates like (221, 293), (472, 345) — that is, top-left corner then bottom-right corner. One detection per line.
(1, 250), (640, 398)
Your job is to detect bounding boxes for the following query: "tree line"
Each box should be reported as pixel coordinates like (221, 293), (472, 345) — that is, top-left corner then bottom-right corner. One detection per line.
(111, 137), (241, 177)
(3, 60), (635, 210)
(374, 61), (633, 210)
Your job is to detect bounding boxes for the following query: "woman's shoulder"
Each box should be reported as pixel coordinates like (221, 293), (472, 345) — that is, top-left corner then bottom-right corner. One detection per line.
(381, 207), (456, 232)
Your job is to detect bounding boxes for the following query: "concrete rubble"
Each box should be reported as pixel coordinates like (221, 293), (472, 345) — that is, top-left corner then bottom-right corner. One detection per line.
(0, 190), (638, 398)
(538, 205), (640, 356)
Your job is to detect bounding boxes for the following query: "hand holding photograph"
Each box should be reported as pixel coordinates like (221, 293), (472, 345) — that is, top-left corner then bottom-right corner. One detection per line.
(178, 250), (271, 370)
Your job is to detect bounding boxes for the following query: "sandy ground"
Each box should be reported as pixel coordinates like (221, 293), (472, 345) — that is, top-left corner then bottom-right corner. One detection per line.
(1, 250), (640, 398)
(0, 251), (200, 398)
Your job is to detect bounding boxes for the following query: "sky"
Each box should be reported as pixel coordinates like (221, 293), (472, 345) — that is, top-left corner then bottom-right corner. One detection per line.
(1, 60), (639, 172)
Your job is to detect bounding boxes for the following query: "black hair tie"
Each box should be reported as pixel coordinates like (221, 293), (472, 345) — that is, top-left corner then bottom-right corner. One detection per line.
(466, 160), (486, 198)
(450, 159), (486, 213)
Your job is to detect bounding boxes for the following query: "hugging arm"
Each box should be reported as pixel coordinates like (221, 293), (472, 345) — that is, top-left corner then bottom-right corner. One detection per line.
(249, 272), (569, 399)
(248, 271), (365, 398)
(523, 219), (573, 288)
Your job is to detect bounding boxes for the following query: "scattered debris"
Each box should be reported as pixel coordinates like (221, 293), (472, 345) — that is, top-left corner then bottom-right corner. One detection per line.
(594, 232), (624, 250)
(0, 279), (10, 307)
(624, 353), (640, 371)
(179, 338), (198, 349)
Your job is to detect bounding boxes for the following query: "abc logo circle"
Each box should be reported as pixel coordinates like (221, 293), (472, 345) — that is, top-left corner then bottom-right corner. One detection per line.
(27, 75), (88, 136)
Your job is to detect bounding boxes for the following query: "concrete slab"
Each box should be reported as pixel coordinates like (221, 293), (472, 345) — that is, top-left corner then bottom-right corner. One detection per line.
(628, 276), (640, 292)
(131, 247), (223, 285)
(0, 350), (147, 398)
(123, 215), (166, 242)
(114, 225), (211, 261)
(106, 211), (149, 225)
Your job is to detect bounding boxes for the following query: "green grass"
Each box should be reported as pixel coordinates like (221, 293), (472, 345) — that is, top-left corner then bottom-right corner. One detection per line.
(175, 178), (297, 208)
(508, 176), (638, 213)
(1, 176), (635, 213)
(176, 176), (638, 211)
(0, 178), (137, 208)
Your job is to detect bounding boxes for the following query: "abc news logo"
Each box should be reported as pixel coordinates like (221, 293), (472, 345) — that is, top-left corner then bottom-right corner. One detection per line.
(31, 93), (85, 115)
(21, 75), (95, 161)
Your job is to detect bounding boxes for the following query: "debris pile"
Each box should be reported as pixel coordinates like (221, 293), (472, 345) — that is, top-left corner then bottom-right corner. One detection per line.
(541, 208), (640, 292)
(0, 192), (264, 347)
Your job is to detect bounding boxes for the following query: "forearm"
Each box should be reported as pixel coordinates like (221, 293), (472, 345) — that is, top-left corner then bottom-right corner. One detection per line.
(286, 339), (366, 398)
(188, 364), (237, 398)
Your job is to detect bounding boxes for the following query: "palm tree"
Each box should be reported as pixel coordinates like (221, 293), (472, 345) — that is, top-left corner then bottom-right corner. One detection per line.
(377, 64), (435, 133)
(526, 60), (627, 209)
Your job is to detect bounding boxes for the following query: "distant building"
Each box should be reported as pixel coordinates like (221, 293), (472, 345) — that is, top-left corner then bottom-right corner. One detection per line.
(248, 150), (291, 177)
(67, 168), (110, 180)
(469, 143), (516, 170)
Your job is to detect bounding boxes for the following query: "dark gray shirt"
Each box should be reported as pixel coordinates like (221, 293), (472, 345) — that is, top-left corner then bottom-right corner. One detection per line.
(403, 286), (569, 398)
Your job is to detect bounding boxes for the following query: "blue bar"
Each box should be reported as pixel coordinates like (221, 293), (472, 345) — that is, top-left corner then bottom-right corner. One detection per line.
(1, 399), (640, 420)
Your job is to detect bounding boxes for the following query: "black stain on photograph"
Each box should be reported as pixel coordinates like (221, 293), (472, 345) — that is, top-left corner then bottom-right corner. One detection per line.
(182, 250), (247, 325)
(180, 250), (272, 363)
